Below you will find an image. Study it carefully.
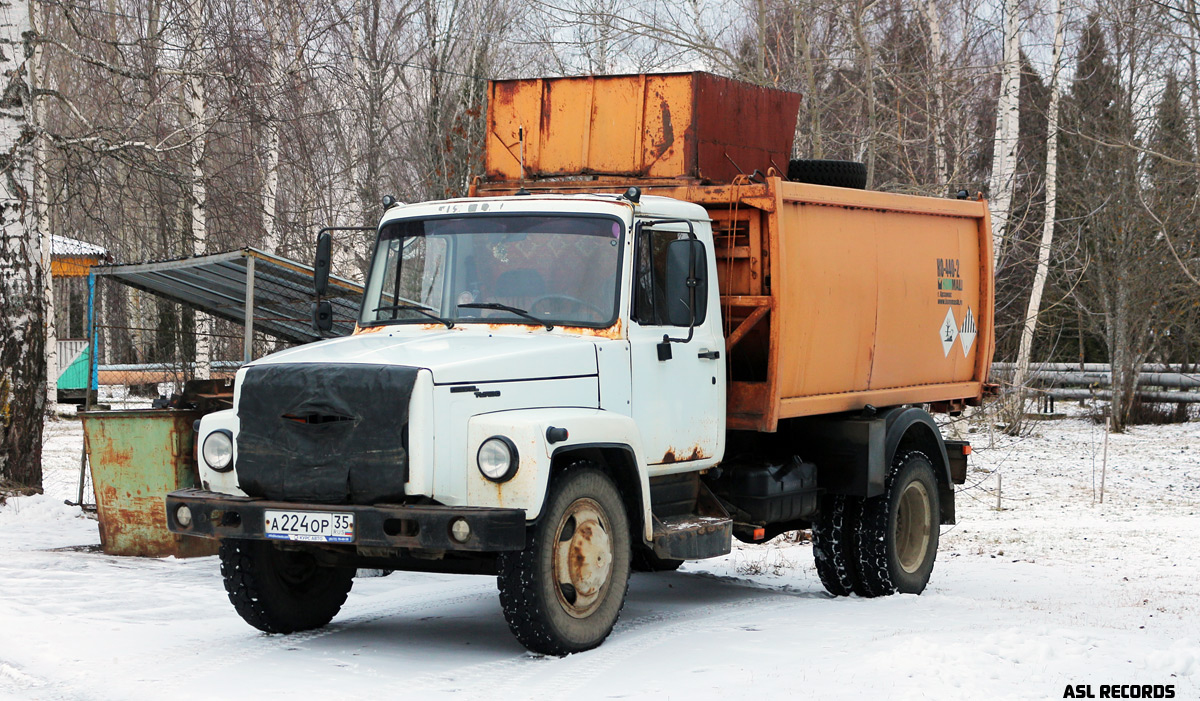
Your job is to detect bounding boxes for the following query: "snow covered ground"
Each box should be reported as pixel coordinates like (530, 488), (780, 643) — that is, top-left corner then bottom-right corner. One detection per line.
(2, 409), (1197, 700)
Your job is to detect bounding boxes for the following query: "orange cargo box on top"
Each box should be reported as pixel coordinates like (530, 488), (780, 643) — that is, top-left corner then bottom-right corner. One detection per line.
(486, 73), (802, 183)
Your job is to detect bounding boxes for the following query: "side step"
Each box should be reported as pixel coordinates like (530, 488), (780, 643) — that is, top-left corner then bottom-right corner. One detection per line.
(650, 481), (732, 560)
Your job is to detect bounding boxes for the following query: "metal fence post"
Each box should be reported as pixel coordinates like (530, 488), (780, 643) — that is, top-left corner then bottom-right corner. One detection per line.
(243, 256), (256, 364)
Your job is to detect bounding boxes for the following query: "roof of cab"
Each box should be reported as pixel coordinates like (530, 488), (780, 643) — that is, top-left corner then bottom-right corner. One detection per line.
(379, 192), (708, 227)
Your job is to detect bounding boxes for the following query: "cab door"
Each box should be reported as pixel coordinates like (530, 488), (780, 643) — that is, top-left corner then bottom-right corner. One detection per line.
(628, 220), (725, 469)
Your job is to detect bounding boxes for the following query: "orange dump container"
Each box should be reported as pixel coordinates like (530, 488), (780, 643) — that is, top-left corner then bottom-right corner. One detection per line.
(486, 73), (801, 183)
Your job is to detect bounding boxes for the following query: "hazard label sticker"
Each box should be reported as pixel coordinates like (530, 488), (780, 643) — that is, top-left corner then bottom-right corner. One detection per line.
(940, 308), (958, 357)
(960, 307), (977, 357)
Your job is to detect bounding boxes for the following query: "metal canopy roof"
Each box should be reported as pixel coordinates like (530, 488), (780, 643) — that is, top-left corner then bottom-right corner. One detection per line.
(92, 248), (364, 343)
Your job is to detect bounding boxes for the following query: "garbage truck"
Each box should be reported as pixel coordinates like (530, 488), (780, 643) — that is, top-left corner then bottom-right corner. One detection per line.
(167, 72), (994, 655)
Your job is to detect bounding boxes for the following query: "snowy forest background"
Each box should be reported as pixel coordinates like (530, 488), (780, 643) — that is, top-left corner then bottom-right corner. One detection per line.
(14, 0), (1200, 431)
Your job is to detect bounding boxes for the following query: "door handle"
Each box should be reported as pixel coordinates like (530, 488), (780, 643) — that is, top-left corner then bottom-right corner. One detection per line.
(697, 350), (720, 360)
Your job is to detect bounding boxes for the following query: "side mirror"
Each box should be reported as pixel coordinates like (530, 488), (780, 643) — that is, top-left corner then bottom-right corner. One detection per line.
(313, 231), (332, 297)
(663, 238), (708, 328)
(312, 299), (333, 333)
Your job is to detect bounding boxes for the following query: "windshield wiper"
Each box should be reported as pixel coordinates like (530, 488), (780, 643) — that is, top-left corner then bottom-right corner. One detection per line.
(458, 303), (553, 330)
(372, 303), (454, 329)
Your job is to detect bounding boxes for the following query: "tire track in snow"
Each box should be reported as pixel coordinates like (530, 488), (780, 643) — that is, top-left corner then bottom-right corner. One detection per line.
(146, 578), (498, 691)
(521, 591), (809, 699)
(381, 578), (814, 699)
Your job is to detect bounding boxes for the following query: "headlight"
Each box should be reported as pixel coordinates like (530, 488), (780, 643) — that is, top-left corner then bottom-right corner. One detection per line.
(477, 436), (518, 482)
(202, 430), (234, 472)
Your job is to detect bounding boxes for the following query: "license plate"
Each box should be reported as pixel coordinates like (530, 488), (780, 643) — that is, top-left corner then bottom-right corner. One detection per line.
(264, 510), (355, 543)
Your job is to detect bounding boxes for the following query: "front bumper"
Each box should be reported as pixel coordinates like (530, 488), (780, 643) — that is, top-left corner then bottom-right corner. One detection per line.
(165, 489), (527, 552)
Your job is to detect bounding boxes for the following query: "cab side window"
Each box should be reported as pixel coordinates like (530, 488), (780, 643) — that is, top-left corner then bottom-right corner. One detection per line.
(632, 227), (706, 326)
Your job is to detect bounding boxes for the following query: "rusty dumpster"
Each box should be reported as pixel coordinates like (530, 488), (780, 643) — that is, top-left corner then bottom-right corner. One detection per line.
(81, 409), (218, 558)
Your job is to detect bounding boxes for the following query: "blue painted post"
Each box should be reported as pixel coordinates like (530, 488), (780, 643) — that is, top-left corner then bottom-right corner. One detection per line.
(87, 271), (98, 397)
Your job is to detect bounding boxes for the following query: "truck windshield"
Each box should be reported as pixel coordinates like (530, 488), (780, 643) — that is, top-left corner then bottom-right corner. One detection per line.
(361, 215), (624, 329)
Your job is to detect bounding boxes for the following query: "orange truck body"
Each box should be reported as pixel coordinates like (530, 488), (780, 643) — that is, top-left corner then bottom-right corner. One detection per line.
(476, 72), (995, 432)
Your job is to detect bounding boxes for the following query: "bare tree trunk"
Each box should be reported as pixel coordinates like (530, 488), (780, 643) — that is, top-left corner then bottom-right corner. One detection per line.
(29, 0), (55, 410)
(347, 0), (371, 228)
(922, 0), (947, 186)
(1187, 0), (1200, 155)
(1110, 285), (1132, 432)
(756, 0), (767, 83)
(185, 0), (210, 379)
(1008, 0), (1066, 433)
(1, 0), (46, 489)
(794, 3), (822, 158)
(989, 0), (1020, 268)
(850, 0), (878, 188)
(259, 0), (284, 253)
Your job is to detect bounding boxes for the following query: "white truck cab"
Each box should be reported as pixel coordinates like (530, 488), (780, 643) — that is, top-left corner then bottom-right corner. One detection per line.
(171, 192), (736, 654)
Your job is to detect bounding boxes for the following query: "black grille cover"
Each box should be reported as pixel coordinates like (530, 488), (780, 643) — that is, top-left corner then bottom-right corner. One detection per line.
(236, 362), (418, 504)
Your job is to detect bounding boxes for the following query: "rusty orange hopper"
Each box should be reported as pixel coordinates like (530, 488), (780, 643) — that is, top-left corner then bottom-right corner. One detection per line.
(478, 73), (994, 432)
(486, 72), (801, 183)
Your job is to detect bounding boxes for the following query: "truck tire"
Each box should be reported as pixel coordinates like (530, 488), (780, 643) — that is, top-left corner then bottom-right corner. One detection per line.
(219, 539), (355, 634)
(787, 159), (868, 189)
(855, 451), (940, 597)
(811, 494), (866, 597)
(497, 464), (631, 655)
(631, 547), (684, 572)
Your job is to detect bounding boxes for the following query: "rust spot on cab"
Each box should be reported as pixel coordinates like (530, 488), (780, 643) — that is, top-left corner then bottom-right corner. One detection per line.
(660, 445), (707, 464)
(559, 318), (623, 340)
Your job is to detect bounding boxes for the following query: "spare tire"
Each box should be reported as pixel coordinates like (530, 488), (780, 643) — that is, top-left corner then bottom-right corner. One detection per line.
(787, 159), (868, 189)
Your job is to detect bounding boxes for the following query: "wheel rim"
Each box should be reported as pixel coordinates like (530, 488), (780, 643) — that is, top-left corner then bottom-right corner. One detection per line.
(895, 480), (932, 574)
(553, 497), (614, 619)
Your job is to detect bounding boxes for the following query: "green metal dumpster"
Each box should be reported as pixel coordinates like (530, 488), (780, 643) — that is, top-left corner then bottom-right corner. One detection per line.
(81, 409), (219, 558)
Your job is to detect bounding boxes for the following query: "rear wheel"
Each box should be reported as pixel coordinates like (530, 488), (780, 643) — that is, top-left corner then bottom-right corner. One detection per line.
(497, 464), (631, 655)
(811, 494), (865, 596)
(856, 451), (940, 596)
(219, 539), (354, 633)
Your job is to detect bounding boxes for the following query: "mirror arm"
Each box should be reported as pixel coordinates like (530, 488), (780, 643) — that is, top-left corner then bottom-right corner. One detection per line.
(311, 225), (375, 336)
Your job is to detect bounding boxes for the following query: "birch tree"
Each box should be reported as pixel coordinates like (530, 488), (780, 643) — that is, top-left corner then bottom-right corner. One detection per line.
(921, 0), (947, 186)
(989, 0), (1022, 269)
(183, 0), (210, 379)
(258, 0), (285, 254)
(1, 0), (46, 490)
(1007, 0), (1066, 433)
(29, 0), (55, 408)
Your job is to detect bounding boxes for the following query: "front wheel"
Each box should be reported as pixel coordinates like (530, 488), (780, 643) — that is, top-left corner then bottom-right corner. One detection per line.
(497, 464), (631, 655)
(219, 539), (355, 634)
(855, 451), (941, 596)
